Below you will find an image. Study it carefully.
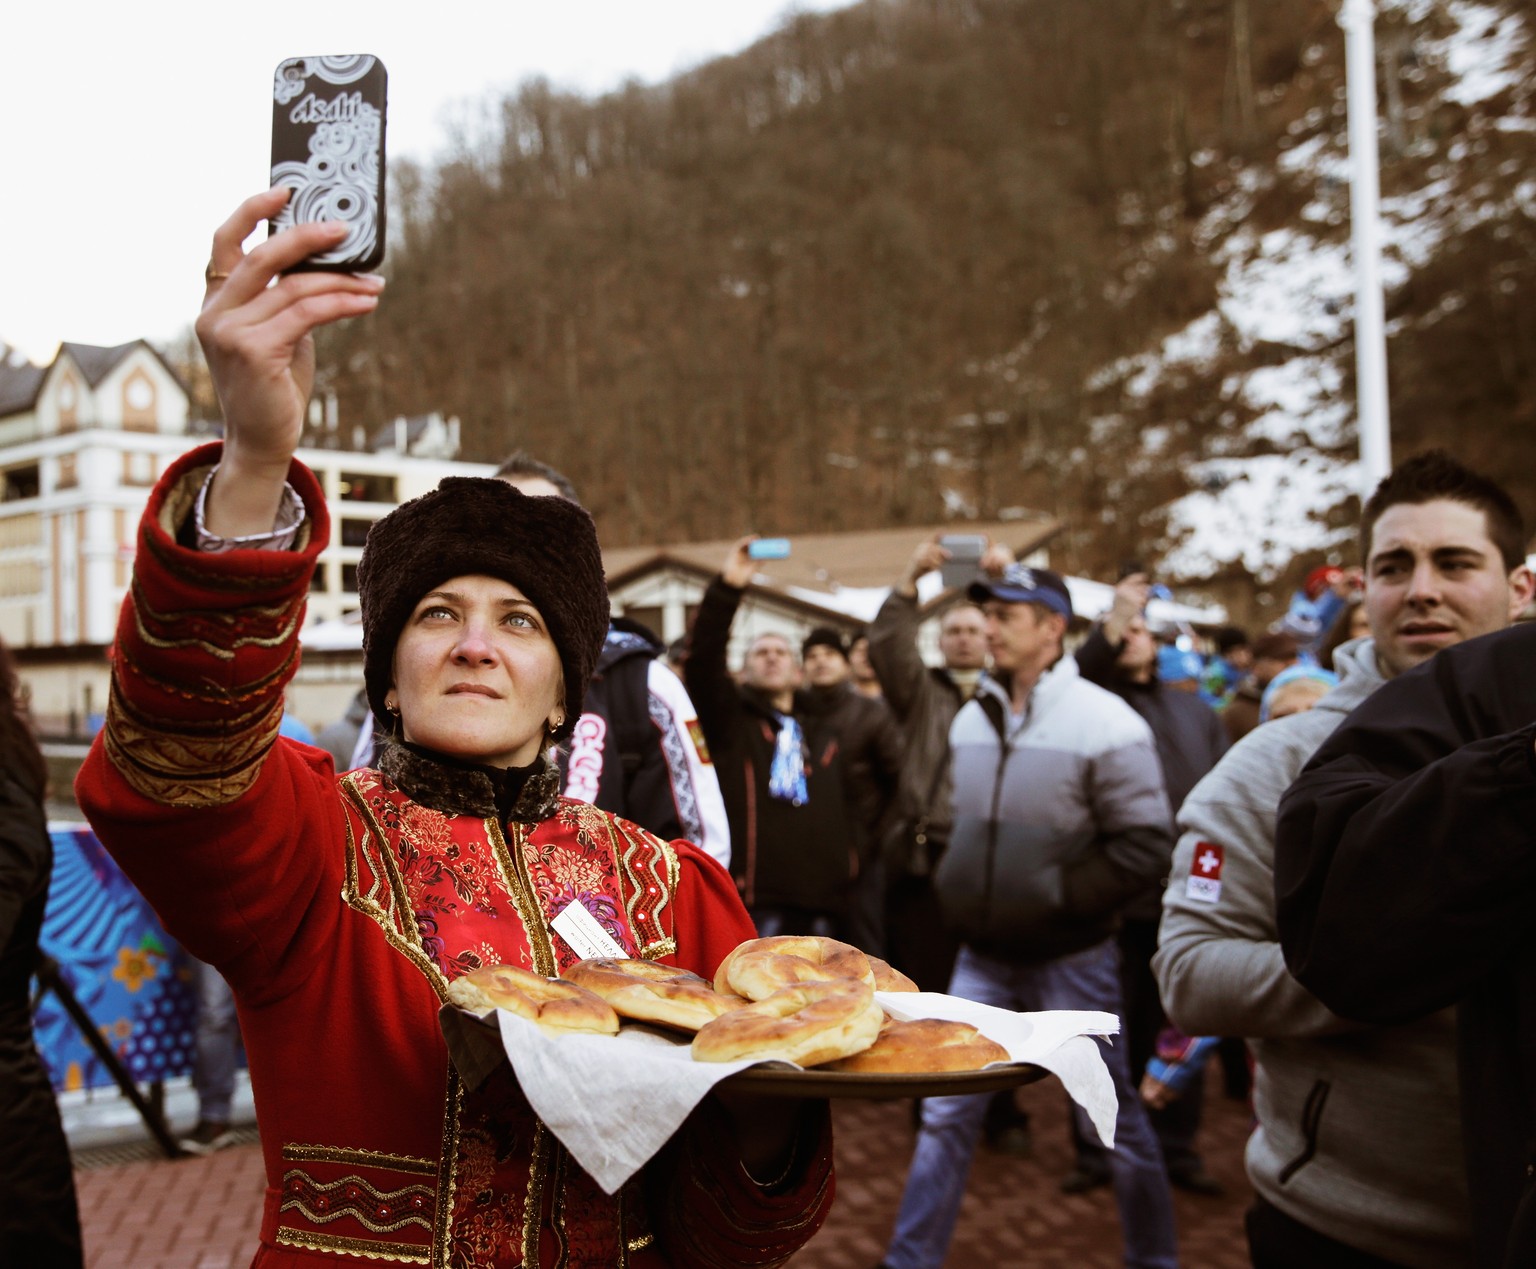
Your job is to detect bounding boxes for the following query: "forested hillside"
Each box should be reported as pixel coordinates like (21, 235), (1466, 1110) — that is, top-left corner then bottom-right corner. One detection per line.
(305, 0), (1536, 622)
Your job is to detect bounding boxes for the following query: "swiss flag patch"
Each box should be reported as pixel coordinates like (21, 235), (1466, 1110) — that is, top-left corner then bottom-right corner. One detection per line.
(1186, 842), (1224, 904)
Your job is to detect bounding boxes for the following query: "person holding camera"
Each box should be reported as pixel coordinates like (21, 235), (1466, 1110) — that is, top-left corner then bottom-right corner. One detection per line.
(865, 535), (988, 992)
(684, 541), (863, 939)
(75, 190), (834, 1269)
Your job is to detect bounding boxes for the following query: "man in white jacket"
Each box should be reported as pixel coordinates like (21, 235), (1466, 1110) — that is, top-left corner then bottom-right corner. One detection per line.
(879, 563), (1178, 1269)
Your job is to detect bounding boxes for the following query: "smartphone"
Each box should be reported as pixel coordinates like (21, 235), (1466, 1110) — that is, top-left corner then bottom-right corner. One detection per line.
(270, 55), (388, 272)
(748, 538), (792, 560)
(939, 534), (986, 591)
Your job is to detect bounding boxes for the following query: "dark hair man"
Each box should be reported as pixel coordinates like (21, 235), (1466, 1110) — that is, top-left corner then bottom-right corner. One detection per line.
(797, 626), (904, 952)
(866, 535), (990, 992)
(878, 562), (1178, 1269)
(1157, 449), (1533, 1269)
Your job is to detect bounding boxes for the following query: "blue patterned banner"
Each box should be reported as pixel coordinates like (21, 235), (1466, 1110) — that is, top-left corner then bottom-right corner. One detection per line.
(34, 825), (197, 1092)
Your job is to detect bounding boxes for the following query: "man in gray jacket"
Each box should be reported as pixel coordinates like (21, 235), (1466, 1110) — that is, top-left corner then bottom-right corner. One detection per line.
(879, 563), (1177, 1269)
(866, 535), (989, 991)
(1154, 450), (1533, 1268)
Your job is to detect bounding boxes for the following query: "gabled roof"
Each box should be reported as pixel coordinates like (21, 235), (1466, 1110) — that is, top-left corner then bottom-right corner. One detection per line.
(0, 340), (189, 421)
(58, 341), (141, 387)
(0, 360), (45, 418)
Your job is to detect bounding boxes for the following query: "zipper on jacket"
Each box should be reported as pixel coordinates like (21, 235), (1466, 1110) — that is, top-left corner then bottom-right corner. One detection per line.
(978, 685), (1025, 937)
(1278, 1078), (1331, 1184)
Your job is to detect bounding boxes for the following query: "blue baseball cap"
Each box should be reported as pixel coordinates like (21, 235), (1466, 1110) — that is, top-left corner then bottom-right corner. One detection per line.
(968, 564), (1074, 621)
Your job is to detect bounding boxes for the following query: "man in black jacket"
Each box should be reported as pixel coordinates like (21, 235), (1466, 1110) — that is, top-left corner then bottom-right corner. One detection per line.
(684, 539), (862, 936)
(799, 627), (904, 952)
(1071, 572), (1230, 1195)
(1276, 533), (1536, 1268)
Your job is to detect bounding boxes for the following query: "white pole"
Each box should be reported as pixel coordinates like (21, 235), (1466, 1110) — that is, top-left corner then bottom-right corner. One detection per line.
(1340, 0), (1392, 495)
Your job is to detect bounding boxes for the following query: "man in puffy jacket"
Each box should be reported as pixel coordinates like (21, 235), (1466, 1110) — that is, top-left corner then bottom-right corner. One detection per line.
(878, 563), (1177, 1269)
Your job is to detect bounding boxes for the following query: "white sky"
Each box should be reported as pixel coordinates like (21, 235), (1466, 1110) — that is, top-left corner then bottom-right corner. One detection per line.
(0, 0), (855, 366)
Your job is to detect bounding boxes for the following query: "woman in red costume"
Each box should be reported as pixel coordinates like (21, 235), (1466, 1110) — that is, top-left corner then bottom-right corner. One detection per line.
(76, 190), (833, 1268)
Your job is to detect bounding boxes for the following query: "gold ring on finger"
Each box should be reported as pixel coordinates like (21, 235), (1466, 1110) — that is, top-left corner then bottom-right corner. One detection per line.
(204, 262), (231, 284)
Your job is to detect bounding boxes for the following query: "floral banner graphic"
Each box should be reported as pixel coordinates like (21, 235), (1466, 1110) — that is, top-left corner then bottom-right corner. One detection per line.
(33, 825), (198, 1092)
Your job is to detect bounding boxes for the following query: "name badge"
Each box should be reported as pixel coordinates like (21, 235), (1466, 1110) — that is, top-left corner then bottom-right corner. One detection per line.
(552, 900), (626, 960)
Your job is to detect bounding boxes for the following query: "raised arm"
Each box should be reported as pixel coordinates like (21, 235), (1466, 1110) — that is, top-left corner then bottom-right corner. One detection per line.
(197, 187), (384, 535)
(74, 191), (384, 997)
(682, 539), (755, 752)
(867, 535), (945, 719)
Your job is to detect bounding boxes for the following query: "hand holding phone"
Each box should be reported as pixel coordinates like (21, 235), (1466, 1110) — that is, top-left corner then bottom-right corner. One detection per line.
(938, 534), (986, 591)
(270, 55), (388, 272)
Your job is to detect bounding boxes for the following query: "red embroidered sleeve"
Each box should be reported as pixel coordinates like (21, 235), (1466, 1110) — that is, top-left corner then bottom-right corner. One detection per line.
(75, 443), (347, 996)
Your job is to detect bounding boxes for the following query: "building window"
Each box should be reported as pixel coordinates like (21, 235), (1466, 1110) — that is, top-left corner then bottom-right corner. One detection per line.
(57, 454), (78, 490)
(2, 464), (39, 501)
(623, 605), (664, 639)
(340, 517), (373, 548)
(121, 451), (155, 486)
(339, 472), (397, 503)
(311, 563), (329, 592)
(342, 564), (361, 593)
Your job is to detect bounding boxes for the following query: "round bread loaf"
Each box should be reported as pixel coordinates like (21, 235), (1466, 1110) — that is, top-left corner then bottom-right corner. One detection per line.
(446, 964), (619, 1037)
(824, 1017), (1009, 1073)
(691, 978), (883, 1067)
(563, 958), (743, 1032)
(714, 935), (875, 1001)
(867, 955), (919, 993)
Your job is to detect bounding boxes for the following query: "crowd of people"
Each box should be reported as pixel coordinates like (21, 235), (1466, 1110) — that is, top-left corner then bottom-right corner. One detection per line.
(4, 188), (1533, 1269)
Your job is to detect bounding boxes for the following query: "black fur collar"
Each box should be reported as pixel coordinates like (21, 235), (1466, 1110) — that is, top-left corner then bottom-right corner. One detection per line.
(376, 741), (562, 824)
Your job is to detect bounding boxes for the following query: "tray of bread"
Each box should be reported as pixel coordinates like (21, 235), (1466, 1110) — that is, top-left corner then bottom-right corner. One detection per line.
(444, 935), (1046, 1097)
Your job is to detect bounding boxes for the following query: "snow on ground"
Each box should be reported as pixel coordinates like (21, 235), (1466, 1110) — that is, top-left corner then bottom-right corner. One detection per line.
(1437, 0), (1529, 106)
(1160, 451), (1359, 582)
(1239, 358), (1352, 449)
(1217, 228), (1354, 351)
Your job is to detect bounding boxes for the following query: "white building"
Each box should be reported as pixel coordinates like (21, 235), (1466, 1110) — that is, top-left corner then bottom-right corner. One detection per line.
(0, 340), (490, 735)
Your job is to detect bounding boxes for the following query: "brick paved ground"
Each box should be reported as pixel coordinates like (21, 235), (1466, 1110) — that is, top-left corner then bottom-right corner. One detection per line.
(74, 1066), (1252, 1267)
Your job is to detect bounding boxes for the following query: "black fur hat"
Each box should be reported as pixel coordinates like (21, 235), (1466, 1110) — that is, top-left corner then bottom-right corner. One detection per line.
(357, 477), (608, 747)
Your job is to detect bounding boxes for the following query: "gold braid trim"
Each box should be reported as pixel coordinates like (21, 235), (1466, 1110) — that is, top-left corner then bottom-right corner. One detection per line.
(488, 819), (558, 978)
(282, 1145), (437, 1174)
(117, 634), (299, 708)
(131, 576), (305, 662)
(627, 1233), (657, 1252)
(103, 681), (282, 808)
(432, 1072), (463, 1269)
(338, 781), (450, 1000)
(618, 821), (680, 960)
(274, 1229), (429, 1263)
(279, 1172), (433, 1234)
